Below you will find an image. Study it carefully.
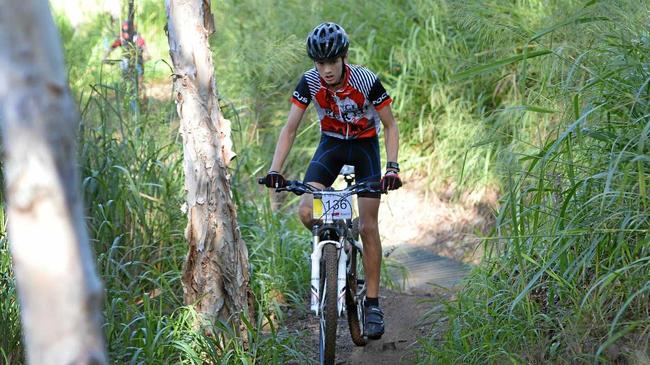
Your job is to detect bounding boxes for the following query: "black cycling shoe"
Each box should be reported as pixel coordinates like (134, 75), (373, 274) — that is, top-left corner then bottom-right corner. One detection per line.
(364, 304), (385, 339)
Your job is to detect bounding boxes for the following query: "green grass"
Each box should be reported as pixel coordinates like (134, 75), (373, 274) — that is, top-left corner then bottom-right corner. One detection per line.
(76, 69), (312, 363)
(418, 1), (650, 364)
(0, 211), (22, 364)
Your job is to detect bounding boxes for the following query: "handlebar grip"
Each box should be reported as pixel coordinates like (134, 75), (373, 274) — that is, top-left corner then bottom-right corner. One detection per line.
(258, 177), (265, 185)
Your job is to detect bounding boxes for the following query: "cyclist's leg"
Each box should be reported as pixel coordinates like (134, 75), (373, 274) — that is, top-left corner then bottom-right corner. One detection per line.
(349, 137), (385, 338)
(298, 181), (325, 229)
(348, 135), (382, 291)
(348, 138), (382, 296)
(299, 135), (343, 229)
(357, 197), (381, 298)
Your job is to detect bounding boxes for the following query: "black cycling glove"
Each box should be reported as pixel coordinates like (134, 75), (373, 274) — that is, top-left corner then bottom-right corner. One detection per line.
(380, 171), (402, 191)
(264, 171), (286, 188)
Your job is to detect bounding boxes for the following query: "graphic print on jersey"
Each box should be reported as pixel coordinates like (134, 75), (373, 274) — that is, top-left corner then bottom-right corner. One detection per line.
(291, 64), (392, 140)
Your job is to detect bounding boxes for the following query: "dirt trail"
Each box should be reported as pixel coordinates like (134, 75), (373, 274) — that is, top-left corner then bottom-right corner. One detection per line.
(287, 178), (495, 364)
(287, 288), (450, 365)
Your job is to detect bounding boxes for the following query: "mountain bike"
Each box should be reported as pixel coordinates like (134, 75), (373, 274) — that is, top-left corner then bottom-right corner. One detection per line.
(259, 167), (384, 365)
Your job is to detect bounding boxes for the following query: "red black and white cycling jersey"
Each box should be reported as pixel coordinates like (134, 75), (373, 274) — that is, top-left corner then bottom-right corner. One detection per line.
(111, 34), (146, 51)
(291, 64), (392, 140)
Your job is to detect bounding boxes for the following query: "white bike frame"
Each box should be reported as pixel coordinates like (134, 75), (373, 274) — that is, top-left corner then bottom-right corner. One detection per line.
(309, 165), (365, 318)
(309, 207), (364, 316)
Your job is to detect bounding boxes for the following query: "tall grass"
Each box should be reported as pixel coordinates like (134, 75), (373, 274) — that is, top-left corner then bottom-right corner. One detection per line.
(76, 60), (312, 362)
(420, 1), (650, 363)
(0, 210), (21, 364)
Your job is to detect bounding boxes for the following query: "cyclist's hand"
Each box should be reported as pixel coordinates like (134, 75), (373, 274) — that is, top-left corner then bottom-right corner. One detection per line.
(263, 171), (286, 188)
(380, 171), (402, 191)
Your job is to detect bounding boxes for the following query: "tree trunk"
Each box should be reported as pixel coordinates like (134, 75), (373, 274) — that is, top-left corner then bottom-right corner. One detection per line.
(127, 0), (135, 39)
(0, 1), (107, 364)
(165, 0), (252, 329)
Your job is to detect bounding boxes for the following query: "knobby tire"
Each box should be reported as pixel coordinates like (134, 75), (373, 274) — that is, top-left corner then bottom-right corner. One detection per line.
(320, 243), (338, 365)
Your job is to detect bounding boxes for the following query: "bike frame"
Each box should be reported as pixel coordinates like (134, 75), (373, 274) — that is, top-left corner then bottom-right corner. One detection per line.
(258, 171), (381, 363)
(309, 172), (362, 317)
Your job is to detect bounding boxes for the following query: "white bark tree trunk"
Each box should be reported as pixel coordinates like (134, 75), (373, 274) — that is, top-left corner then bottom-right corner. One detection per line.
(165, 0), (252, 328)
(0, 1), (107, 364)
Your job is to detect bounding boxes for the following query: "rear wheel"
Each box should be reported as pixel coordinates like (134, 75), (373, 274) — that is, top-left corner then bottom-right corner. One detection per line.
(319, 243), (338, 364)
(345, 245), (367, 346)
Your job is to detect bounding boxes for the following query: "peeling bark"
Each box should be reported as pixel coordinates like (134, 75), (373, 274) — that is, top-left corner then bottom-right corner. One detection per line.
(165, 0), (252, 329)
(0, 0), (107, 364)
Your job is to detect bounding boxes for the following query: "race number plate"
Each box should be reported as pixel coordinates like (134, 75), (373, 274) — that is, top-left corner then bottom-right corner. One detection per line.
(313, 192), (352, 220)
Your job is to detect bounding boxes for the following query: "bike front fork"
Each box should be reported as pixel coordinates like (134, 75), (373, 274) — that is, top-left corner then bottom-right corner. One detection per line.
(310, 235), (347, 316)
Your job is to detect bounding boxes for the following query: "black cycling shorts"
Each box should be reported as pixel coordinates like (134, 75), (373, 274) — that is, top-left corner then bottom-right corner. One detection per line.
(304, 134), (381, 199)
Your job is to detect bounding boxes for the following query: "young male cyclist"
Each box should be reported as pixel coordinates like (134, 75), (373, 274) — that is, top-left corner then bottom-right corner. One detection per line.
(263, 22), (402, 339)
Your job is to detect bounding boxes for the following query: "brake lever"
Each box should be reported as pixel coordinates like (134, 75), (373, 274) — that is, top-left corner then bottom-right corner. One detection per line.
(278, 180), (306, 195)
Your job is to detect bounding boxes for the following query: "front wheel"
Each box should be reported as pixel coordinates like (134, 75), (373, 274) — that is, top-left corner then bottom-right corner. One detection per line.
(320, 243), (338, 364)
(345, 244), (367, 346)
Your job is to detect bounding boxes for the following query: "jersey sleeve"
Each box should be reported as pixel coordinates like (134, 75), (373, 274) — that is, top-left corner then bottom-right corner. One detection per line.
(111, 38), (122, 49)
(136, 36), (146, 48)
(368, 77), (392, 110)
(290, 74), (311, 109)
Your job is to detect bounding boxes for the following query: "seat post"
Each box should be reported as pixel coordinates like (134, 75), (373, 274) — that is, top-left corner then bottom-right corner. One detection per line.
(340, 164), (355, 187)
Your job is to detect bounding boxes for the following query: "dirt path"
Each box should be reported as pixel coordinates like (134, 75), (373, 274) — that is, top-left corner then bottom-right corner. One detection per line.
(286, 179), (495, 364)
(337, 290), (438, 365)
(287, 288), (450, 365)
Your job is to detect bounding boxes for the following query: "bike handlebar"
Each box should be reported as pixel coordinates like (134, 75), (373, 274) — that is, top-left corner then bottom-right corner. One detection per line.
(257, 178), (385, 196)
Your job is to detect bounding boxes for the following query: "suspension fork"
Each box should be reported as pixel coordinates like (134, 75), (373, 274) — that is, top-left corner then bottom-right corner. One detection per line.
(309, 227), (322, 315)
(337, 238), (347, 315)
(310, 226), (348, 316)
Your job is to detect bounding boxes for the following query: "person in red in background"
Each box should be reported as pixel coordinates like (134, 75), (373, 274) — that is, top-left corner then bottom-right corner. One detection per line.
(103, 20), (150, 88)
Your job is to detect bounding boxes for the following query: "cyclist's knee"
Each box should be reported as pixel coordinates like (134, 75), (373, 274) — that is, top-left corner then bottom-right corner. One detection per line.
(298, 202), (312, 226)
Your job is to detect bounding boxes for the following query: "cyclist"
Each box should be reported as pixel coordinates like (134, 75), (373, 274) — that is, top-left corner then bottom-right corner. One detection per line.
(103, 20), (149, 89)
(263, 22), (402, 339)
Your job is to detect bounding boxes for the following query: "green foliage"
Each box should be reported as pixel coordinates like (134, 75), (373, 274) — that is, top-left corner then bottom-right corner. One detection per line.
(0, 211), (23, 364)
(419, 1), (650, 364)
(75, 65), (310, 362)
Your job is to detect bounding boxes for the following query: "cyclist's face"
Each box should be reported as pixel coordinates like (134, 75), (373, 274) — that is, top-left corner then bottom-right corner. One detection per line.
(315, 57), (344, 86)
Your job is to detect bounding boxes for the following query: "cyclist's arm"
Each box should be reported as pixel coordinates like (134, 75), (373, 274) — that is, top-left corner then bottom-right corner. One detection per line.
(102, 39), (120, 61)
(377, 104), (399, 165)
(137, 37), (151, 61)
(269, 103), (306, 172)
